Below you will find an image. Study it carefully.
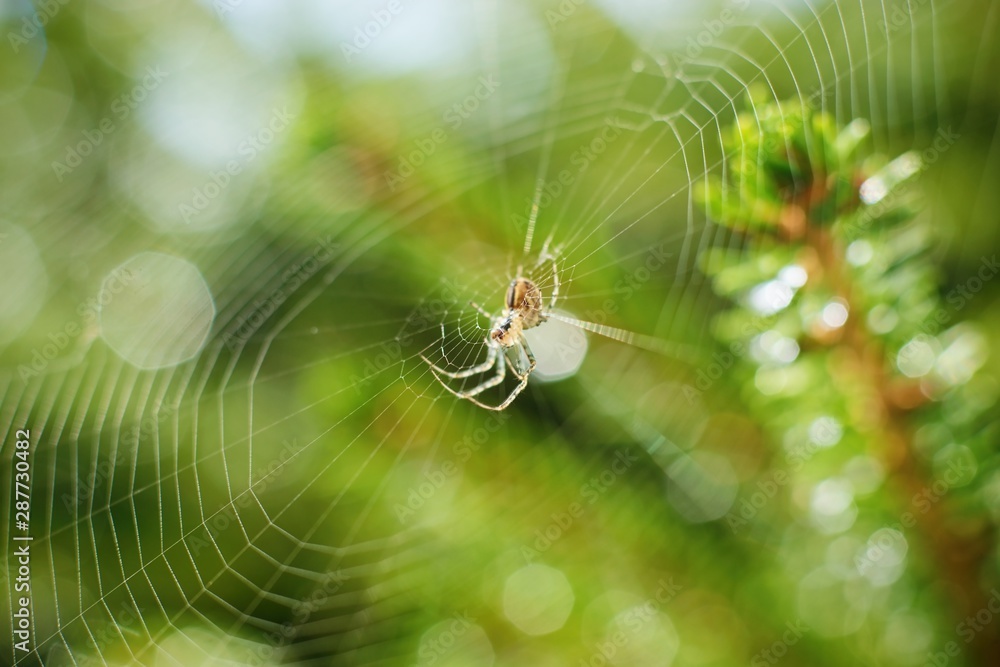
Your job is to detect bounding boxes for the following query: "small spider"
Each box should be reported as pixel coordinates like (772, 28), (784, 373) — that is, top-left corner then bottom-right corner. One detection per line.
(420, 253), (688, 410)
(420, 263), (559, 411)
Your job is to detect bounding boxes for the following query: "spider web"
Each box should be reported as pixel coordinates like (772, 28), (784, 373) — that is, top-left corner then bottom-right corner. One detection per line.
(2, 0), (999, 665)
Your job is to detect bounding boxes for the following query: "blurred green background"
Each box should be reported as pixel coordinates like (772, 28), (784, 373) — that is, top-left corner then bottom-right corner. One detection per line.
(2, 0), (1000, 665)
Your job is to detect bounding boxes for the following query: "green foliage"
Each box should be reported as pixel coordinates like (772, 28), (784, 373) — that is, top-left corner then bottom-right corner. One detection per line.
(699, 94), (999, 660)
(5, 3), (1000, 665)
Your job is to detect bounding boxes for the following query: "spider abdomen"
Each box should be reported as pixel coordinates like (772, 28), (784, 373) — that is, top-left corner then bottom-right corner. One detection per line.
(505, 277), (545, 329)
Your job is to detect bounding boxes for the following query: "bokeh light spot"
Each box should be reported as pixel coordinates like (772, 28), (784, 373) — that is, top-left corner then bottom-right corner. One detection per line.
(0, 223), (48, 344)
(502, 564), (574, 636)
(415, 619), (495, 667)
(99, 252), (215, 369)
(523, 309), (588, 382)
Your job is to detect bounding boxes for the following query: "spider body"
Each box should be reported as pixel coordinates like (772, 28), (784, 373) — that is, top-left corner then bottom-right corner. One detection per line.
(420, 264), (559, 411)
(419, 233), (676, 411)
(491, 278), (546, 347)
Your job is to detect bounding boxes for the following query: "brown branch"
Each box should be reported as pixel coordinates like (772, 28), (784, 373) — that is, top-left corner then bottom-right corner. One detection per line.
(800, 214), (997, 665)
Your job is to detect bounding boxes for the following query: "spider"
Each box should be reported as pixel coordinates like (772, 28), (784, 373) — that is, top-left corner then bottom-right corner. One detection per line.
(420, 262), (560, 411)
(419, 236), (677, 410)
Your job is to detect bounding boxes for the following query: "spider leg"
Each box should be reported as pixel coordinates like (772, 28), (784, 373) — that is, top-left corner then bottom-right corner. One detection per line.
(485, 375), (528, 411)
(503, 334), (536, 380)
(472, 340), (531, 410)
(520, 335), (537, 376)
(421, 315), (540, 413)
(420, 337), (497, 379)
(536, 232), (556, 266)
(547, 257), (559, 311)
(437, 323), (448, 362)
(426, 341), (507, 400)
(455, 359), (528, 412)
(424, 338), (535, 411)
(530, 243), (560, 312)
